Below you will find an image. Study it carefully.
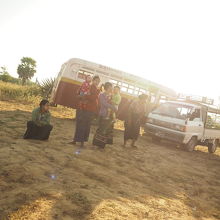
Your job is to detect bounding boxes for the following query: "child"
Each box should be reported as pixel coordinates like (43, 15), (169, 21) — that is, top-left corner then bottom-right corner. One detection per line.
(78, 75), (92, 108)
(79, 75), (92, 96)
(107, 86), (121, 121)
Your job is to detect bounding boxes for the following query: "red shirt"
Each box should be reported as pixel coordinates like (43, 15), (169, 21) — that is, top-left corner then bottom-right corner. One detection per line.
(77, 84), (100, 114)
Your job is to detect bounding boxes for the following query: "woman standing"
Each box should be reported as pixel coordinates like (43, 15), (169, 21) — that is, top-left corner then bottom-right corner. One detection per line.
(123, 94), (148, 148)
(92, 82), (116, 148)
(70, 75), (101, 147)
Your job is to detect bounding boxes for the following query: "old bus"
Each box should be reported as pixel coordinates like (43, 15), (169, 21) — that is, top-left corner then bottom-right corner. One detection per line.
(50, 58), (177, 119)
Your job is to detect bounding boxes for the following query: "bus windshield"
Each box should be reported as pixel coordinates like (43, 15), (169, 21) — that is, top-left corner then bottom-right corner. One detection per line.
(152, 103), (193, 120)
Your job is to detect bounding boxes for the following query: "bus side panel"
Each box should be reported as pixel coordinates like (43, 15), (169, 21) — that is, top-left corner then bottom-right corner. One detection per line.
(53, 81), (80, 109)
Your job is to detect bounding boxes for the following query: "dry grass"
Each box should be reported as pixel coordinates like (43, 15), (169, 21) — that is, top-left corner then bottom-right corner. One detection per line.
(0, 100), (220, 220)
(0, 81), (41, 104)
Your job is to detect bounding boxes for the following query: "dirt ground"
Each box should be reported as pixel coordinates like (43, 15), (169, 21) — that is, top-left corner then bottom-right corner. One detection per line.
(0, 100), (220, 220)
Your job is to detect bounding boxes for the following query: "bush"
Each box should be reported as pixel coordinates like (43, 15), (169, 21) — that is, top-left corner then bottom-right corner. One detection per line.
(0, 81), (42, 104)
(39, 78), (55, 99)
(0, 73), (21, 84)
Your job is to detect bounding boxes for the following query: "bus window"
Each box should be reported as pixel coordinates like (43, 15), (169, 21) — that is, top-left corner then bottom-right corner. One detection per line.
(160, 95), (166, 100)
(151, 96), (156, 103)
(129, 85), (134, 89)
(134, 90), (139, 95)
(122, 83), (128, 87)
(78, 70), (86, 79)
(140, 89), (146, 94)
(110, 79), (118, 84)
(121, 87), (127, 92)
(85, 71), (93, 76)
(77, 70), (93, 80)
(135, 87), (140, 92)
(128, 88), (133, 94)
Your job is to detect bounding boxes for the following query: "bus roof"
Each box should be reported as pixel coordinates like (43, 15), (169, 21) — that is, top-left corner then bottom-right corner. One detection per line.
(66, 58), (177, 97)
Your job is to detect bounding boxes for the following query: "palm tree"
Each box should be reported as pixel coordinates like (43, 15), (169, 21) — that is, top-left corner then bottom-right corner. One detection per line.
(40, 78), (55, 99)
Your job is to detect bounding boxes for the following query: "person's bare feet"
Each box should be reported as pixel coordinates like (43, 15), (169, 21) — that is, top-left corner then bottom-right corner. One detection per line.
(80, 142), (85, 148)
(123, 140), (127, 147)
(131, 144), (138, 149)
(90, 145), (97, 150)
(97, 147), (105, 151)
(131, 140), (138, 148)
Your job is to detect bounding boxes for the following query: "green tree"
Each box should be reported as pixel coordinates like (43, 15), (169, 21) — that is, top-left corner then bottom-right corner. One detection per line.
(0, 66), (12, 82)
(0, 66), (22, 84)
(17, 57), (36, 85)
(0, 66), (9, 75)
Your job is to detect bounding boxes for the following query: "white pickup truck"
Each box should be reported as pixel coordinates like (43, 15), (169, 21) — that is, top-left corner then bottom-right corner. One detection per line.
(145, 100), (220, 153)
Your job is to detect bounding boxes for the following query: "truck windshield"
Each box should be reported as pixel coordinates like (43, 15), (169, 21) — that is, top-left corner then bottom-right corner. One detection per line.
(152, 103), (193, 120)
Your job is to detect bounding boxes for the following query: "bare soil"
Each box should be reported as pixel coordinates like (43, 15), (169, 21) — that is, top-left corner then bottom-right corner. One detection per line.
(0, 101), (220, 220)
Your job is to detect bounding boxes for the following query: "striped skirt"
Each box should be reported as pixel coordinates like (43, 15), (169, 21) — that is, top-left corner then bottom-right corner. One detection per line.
(93, 117), (114, 148)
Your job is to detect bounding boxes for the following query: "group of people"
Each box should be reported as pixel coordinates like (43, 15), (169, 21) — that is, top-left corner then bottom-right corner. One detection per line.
(23, 75), (149, 149)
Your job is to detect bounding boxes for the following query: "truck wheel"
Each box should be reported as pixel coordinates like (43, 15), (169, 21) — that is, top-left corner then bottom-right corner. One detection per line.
(185, 137), (197, 152)
(152, 137), (161, 144)
(208, 139), (218, 153)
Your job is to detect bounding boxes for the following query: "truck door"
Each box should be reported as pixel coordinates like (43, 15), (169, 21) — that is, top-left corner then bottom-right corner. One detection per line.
(187, 108), (204, 139)
(201, 107), (207, 136)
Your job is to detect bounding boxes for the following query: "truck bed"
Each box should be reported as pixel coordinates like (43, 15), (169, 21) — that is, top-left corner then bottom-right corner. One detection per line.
(204, 128), (220, 139)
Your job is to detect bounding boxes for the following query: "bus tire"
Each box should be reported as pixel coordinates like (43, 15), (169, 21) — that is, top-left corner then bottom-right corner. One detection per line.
(185, 137), (197, 152)
(208, 139), (218, 154)
(152, 137), (161, 144)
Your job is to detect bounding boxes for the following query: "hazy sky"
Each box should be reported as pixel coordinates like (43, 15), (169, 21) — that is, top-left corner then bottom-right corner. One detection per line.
(0, 0), (220, 103)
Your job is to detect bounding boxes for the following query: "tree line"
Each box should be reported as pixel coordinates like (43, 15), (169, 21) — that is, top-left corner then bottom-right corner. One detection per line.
(0, 57), (55, 99)
(0, 57), (36, 85)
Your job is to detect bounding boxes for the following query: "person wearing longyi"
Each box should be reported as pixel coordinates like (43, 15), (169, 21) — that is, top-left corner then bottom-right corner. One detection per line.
(23, 100), (53, 140)
(70, 75), (101, 147)
(92, 82), (117, 148)
(123, 94), (148, 148)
